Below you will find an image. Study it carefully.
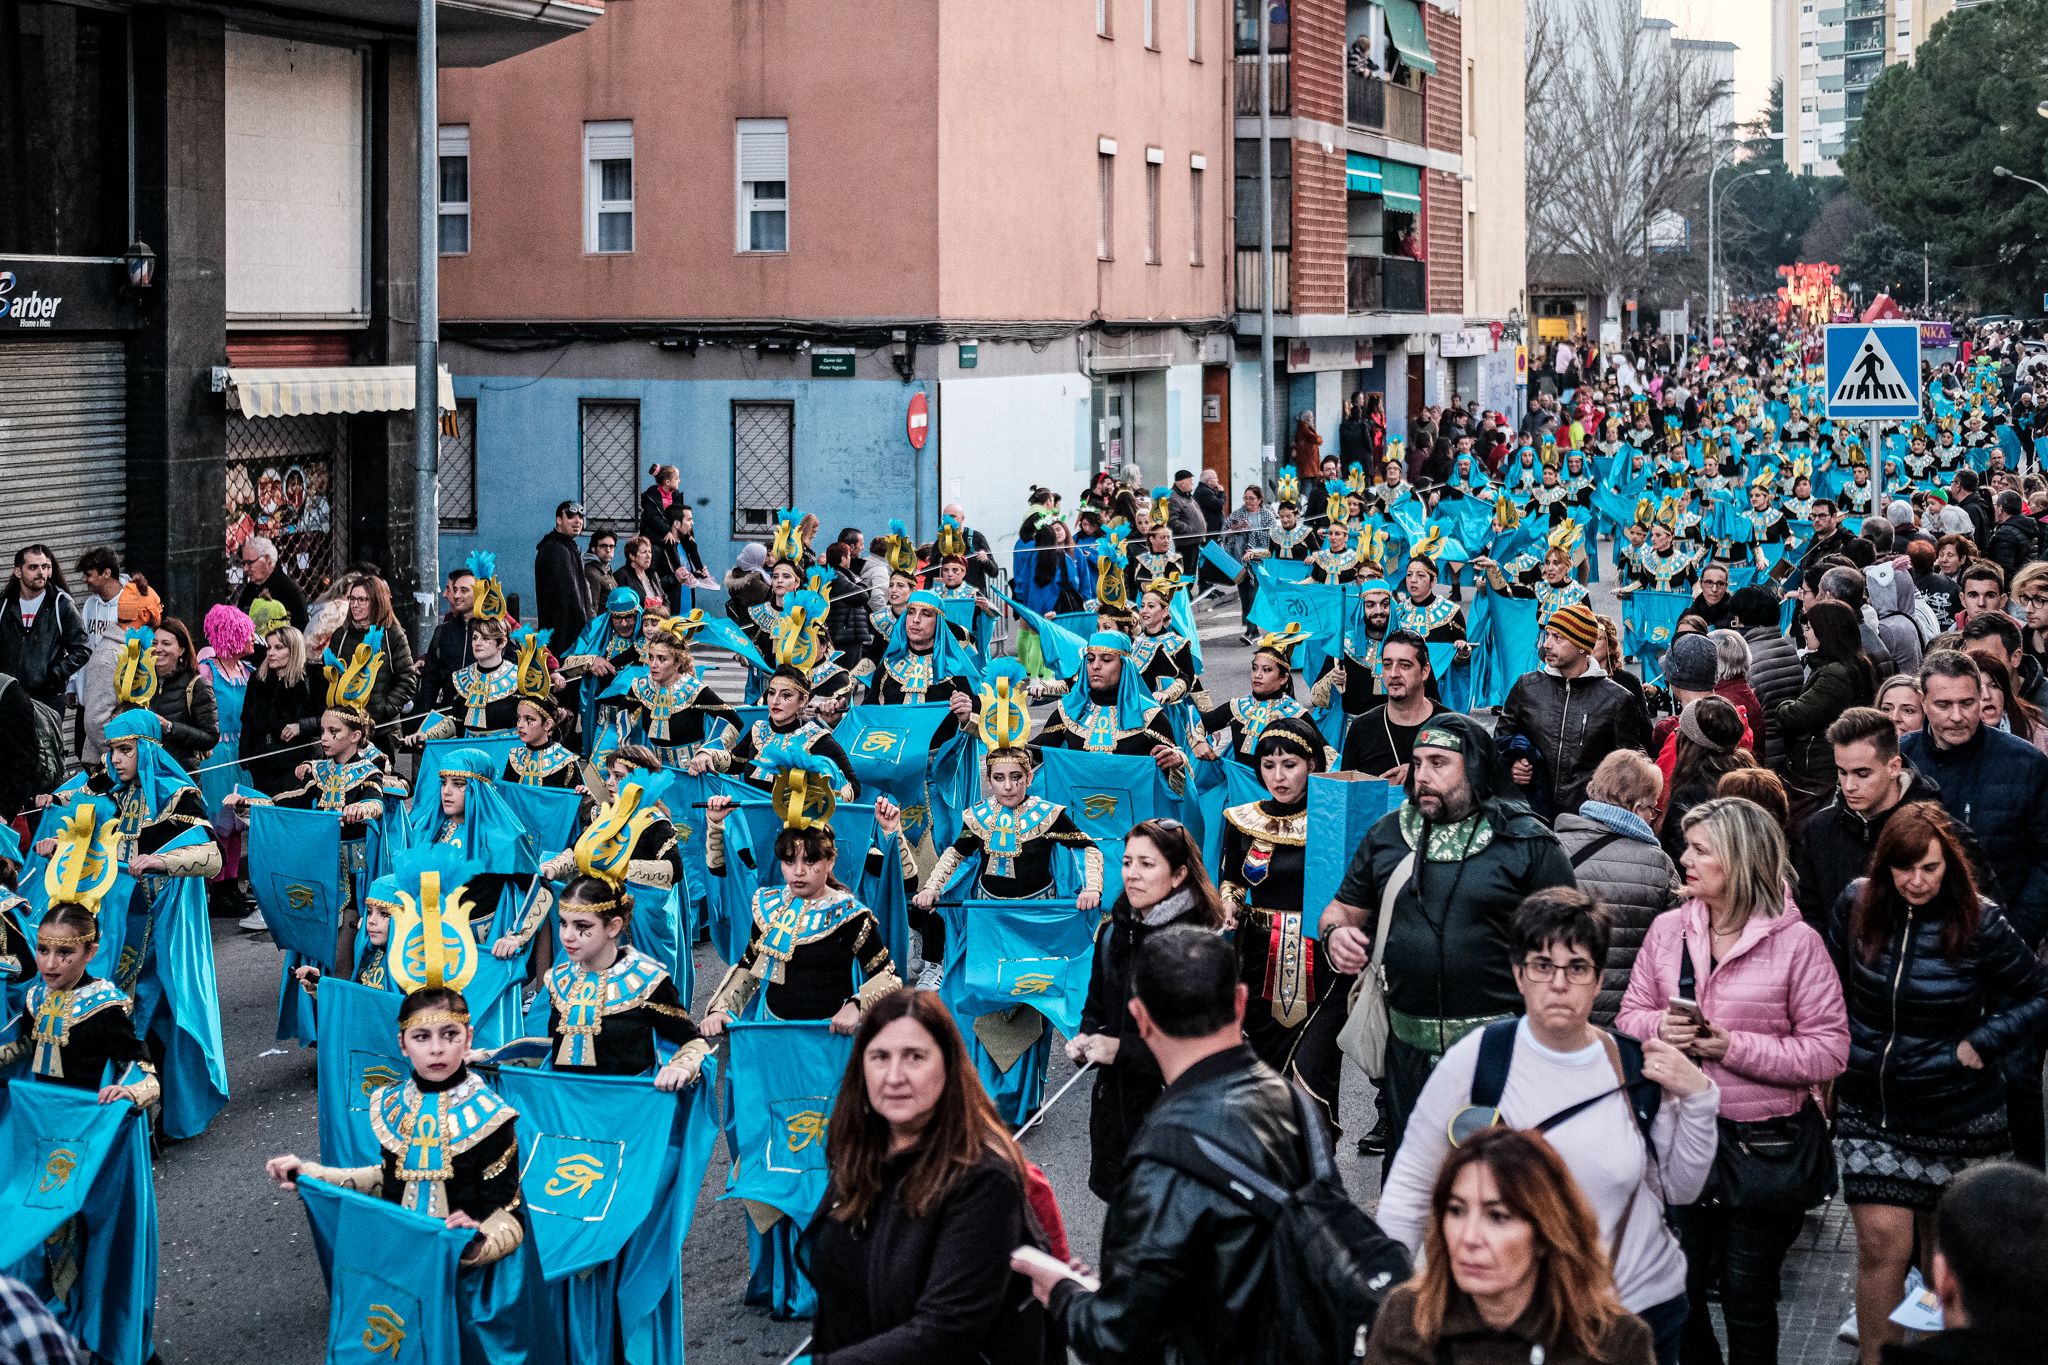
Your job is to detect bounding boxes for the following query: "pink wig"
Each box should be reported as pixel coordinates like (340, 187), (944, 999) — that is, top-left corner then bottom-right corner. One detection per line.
(203, 604), (257, 660)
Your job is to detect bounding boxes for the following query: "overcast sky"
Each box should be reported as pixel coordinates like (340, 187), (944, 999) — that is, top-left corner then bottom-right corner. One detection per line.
(1646, 0), (1773, 122)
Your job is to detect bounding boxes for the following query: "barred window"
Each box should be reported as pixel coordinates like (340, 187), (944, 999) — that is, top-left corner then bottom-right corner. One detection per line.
(439, 398), (477, 530)
(732, 401), (794, 538)
(578, 400), (639, 532)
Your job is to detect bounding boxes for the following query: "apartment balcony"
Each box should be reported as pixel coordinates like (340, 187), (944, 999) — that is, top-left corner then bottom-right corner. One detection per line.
(1844, 56), (1885, 88)
(1346, 254), (1427, 314)
(1236, 247), (1292, 313)
(1844, 0), (1884, 16)
(1346, 71), (1426, 145)
(1234, 53), (1291, 117)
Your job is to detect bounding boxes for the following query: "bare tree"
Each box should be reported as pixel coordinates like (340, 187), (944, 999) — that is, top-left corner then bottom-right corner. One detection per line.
(1525, 0), (1731, 321)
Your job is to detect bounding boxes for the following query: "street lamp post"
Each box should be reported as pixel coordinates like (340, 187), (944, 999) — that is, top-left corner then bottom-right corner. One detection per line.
(1994, 164), (2048, 199)
(1705, 166), (1769, 332)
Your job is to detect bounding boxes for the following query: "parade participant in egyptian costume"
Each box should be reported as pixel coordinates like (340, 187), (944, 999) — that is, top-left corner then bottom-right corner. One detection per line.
(1034, 631), (1188, 785)
(601, 612), (740, 768)
(1480, 519), (1591, 628)
(1310, 578), (1403, 716)
(698, 742), (903, 1317)
(500, 628), (579, 788)
(860, 588), (980, 710)
(0, 865), (159, 1108)
(1254, 468), (1317, 563)
(1218, 717), (1349, 1133)
(265, 854), (558, 1363)
(1306, 482), (1367, 585)
(1193, 625), (1318, 765)
(1620, 507), (1707, 594)
(412, 556), (525, 742)
(402, 748), (537, 942)
(1392, 536), (1470, 663)
(558, 586), (645, 750)
(291, 873), (399, 998)
(691, 625), (864, 800)
(1130, 571), (1202, 708)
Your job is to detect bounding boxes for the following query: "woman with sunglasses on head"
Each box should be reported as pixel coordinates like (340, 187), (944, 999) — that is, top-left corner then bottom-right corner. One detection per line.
(1364, 1128), (1655, 1365)
(1377, 888), (1718, 1365)
(1066, 818), (1227, 1201)
(1617, 796), (1848, 1365)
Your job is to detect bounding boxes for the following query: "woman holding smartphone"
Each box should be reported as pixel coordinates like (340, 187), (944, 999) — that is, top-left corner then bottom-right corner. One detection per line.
(1617, 796), (1849, 1365)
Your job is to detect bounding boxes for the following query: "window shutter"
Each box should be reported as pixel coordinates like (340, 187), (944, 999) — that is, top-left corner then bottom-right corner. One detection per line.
(738, 121), (789, 181)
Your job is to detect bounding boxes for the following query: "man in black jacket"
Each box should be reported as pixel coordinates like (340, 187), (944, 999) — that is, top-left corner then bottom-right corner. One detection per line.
(1796, 500), (1856, 583)
(0, 545), (89, 714)
(233, 535), (309, 629)
(1794, 707), (1981, 922)
(1496, 601), (1651, 817)
(1953, 469), (1995, 551)
(1319, 712), (1576, 1167)
(1986, 490), (2044, 586)
(1026, 928), (1311, 1365)
(412, 565), (480, 733)
(533, 500), (592, 647)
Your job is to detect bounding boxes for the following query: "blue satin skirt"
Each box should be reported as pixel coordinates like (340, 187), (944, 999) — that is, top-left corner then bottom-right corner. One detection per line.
(968, 1024), (1052, 1129)
(458, 1235), (565, 1365)
(743, 1219), (814, 1321)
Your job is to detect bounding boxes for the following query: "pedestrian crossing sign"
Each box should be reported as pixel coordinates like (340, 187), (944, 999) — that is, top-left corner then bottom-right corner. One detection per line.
(1824, 321), (1921, 419)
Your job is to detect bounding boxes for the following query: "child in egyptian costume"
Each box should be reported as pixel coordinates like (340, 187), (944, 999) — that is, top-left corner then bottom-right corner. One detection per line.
(292, 871), (401, 999)
(400, 747), (539, 946)
(698, 743), (903, 1317)
(1217, 717), (1348, 1133)
(1129, 570), (1203, 708)
(1305, 482), (1367, 586)
(489, 788), (712, 1085)
(598, 610), (742, 769)
(412, 555), (525, 741)
(689, 620), (863, 800)
(264, 850), (558, 1363)
(228, 634), (395, 1044)
(499, 628), (580, 788)
(1131, 497), (1186, 586)
(39, 643), (226, 1137)
(1478, 517), (1591, 628)
(0, 819), (159, 1110)
(1257, 468), (1317, 562)
(1192, 624), (1318, 766)
(911, 662), (1104, 1122)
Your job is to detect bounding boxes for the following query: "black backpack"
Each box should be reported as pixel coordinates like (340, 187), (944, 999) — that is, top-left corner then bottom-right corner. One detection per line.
(1469, 1017), (1661, 1153)
(1151, 1083), (1412, 1364)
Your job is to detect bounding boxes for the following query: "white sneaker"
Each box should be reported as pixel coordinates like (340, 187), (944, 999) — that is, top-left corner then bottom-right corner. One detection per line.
(238, 909), (269, 933)
(1836, 1312), (1858, 1345)
(915, 962), (944, 992)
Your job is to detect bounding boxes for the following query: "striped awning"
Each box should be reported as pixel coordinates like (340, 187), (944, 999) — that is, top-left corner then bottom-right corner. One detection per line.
(226, 365), (456, 420)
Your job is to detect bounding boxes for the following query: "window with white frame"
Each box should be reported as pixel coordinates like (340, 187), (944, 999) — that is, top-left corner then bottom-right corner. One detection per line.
(438, 124), (470, 255)
(1145, 152), (1162, 264)
(1189, 157), (1206, 265)
(584, 120), (634, 254)
(737, 118), (789, 253)
(1098, 143), (1116, 260)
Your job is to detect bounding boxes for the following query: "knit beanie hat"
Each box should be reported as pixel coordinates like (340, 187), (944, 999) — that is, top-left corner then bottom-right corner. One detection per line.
(1664, 633), (1720, 692)
(1547, 602), (1600, 654)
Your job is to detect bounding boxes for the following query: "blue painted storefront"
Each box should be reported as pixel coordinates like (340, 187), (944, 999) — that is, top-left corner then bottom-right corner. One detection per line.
(442, 372), (932, 608)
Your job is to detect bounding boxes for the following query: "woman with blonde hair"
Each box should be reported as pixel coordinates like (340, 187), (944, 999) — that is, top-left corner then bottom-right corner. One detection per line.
(1874, 673), (1924, 738)
(1365, 1127), (1655, 1365)
(2011, 558), (2048, 670)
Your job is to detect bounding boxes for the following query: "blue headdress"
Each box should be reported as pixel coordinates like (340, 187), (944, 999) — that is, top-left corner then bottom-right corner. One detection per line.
(103, 708), (198, 818)
(1055, 629), (1158, 734)
(404, 746), (537, 876)
(882, 589), (982, 685)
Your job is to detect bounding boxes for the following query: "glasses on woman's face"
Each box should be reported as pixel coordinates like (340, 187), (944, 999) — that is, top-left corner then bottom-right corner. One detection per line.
(1519, 956), (1598, 984)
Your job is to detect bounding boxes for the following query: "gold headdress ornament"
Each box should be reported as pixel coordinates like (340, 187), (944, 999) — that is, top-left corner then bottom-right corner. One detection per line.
(1254, 622), (1311, 663)
(1095, 539), (1130, 612)
(1141, 568), (1188, 601)
(1323, 480), (1350, 528)
(466, 551), (507, 622)
(876, 519), (920, 577)
(773, 590), (830, 675)
(41, 804), (122, 923)
(1150, 487), (1172, 529)
(648, 609), (708, 644)
(1655, 496), (1682, 529)
(1386, 436), (1406, 469)
(757, 738), (841, 831)
(323, 627), (388, 715)
(511, 626), (553, 703)
(975, 659), (1033, 756)
(1548, 519), (1586, 561)
(1357, 523), (1389, 564)
(385, 847), (481, 1001)
(568, 769), (673, 909)
(770, 507), (806, 564)
(1493, 497), (1524, 532)
(114, 628), (159, 708)
(1412, 525), (1450, 562)
(1791, 455), (1813, 480)
(1345, 462), (1369, 497)
(934, 515), (969, 560)
(1276, 466), (1300, 505)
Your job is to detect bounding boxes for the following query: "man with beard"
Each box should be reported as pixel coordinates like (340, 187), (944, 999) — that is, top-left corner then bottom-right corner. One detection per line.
(1310, 579), (1401, 718)
(1319, 713), (1575, 1168)
(1342, 631), (1443, 779)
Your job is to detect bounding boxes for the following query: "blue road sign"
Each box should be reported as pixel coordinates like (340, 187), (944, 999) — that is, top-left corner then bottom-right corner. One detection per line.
(1824, 322), (1921, 420)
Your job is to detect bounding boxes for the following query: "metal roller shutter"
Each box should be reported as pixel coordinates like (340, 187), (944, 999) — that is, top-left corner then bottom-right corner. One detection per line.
(0, 339), (128, 573)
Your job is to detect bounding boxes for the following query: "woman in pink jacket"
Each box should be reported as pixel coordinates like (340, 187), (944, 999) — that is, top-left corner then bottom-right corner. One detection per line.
(1618, 796), (1849, 1365)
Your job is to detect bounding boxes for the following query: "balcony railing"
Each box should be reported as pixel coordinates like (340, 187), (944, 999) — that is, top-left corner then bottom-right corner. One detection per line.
(1347, 254), (1427, 314)
(1236, 247), (1291, 313)
(1234, 53), (1291, 116)
(1844, 0), (1884, 16)
(1346, 73), (1426, 145)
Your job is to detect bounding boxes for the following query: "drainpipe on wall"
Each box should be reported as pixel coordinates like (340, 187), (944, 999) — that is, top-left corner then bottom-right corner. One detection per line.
(1257, 0), (1277, 488)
